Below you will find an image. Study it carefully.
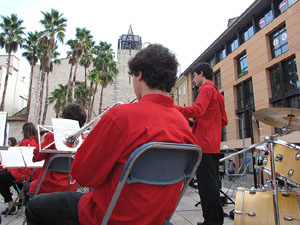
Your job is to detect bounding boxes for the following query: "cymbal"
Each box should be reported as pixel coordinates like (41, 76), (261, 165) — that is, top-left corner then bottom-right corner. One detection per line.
(254, 108), (300, 130)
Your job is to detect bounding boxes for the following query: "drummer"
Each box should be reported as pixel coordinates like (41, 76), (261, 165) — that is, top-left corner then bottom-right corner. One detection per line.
(27, 103), (86, 195)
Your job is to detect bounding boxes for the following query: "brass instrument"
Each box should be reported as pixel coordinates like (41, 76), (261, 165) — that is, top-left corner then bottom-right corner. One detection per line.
(65, 97), (138, 147)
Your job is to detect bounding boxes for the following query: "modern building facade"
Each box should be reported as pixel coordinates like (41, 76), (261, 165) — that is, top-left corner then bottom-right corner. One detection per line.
(172, 0), (300, 168)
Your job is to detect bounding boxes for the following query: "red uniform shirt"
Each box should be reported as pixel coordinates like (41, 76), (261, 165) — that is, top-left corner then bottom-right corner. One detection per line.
(8, 137), (40, 182)
(175, 81), (228, 154)
(29, 132), (77, 194)
(72, 94), (198, 225)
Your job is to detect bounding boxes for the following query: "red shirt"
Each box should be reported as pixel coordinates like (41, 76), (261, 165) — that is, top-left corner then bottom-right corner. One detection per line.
(8, 137), (40, 182)
(175, 81), (228, 154)
(72, 94), (198, 225)
(29, 132), (77, 194)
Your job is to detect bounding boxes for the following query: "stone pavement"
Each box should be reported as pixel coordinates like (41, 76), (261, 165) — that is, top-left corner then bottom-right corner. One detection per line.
(0, 175), (254, 225)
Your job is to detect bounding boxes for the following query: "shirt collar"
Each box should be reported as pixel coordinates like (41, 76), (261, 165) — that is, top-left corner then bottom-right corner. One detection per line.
(198, 80), (214, 92)
(140, 94), (174, 107)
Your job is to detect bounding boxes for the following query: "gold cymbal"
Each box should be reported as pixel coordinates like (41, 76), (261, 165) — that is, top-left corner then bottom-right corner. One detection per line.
(254, 108), (300, 130)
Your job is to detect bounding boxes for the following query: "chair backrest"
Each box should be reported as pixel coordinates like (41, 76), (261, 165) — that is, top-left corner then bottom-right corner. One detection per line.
(35, 154), (73, 195)
(101, 142), (202, 225)
(236, 157), (251, 174)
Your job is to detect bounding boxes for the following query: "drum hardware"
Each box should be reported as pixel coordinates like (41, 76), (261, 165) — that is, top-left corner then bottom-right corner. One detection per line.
(284, 216), (300, 221)
(234, 211), (256, 217)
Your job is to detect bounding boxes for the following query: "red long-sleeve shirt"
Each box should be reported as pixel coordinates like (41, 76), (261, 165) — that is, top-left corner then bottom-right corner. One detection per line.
(8, 137), (40, 181)
(175, 81), (228, 154)
(29, 132), (77, 194)
(72, 94), (198, 225)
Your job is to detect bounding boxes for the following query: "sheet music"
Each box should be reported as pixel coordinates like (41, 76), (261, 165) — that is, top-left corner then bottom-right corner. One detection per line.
(51, 118), (82, 152)
(0, 147), (44, 168)
(0, 112), (8, 146)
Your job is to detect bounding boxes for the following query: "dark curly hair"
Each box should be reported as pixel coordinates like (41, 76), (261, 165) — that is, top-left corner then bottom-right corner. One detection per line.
(62, 103), (87, 127)
(22, 122), (38, 143)
(192, 63), (213, 81)
(128, 44), (178, 92)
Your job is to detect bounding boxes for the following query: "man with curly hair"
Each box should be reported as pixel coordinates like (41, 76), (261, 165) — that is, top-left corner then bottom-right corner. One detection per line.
(26, 44), (198, 225)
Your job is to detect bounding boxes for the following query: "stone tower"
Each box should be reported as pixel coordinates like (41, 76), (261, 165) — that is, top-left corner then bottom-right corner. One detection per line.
(102, 26), (142, 107)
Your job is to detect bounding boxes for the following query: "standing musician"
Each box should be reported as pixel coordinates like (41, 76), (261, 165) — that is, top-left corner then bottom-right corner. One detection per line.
(174, 62), (228, 225)
(27, 103), (86, 195)
(26, 44), (198, 225)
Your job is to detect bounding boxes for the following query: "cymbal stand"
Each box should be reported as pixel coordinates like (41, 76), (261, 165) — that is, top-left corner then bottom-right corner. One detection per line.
(265, 136), (280, 225)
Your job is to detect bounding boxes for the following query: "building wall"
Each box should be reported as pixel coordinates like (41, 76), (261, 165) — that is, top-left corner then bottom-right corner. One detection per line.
(28, 48), (138, 126)
(0, 55), (28, 116)
(175, 1), (300, 149)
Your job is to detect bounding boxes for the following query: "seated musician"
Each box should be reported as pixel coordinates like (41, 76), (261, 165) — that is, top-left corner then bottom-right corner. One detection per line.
(28, 103), (86, 195)
(25, 44), (198, 225)
(0, 122), (39, 215)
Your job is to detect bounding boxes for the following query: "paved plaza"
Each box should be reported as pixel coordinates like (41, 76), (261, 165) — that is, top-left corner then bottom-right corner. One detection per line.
(0, 175), (255, 225)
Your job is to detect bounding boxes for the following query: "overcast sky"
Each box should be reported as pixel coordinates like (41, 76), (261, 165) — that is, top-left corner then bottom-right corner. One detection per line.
(1, 0), (255, 78)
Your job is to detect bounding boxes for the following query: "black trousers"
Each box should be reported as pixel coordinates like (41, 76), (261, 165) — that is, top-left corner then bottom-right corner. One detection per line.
(0, 170), (16, 203)
(26, 192), (83, 225)
(196, 153), (224, 225)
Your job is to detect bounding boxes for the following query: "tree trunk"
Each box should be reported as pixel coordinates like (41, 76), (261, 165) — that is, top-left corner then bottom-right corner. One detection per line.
(87, 81), (94, 121)
(65, 64), (73, 106)
(99, 85), (104, 114)
(71, 61), (79, 103)
(89, 83), (98, 121)
(37, 71), (46, 124)
(26, 63), (35, 121)
(41, 72), (50, 125)
(0, 51), (12, 111)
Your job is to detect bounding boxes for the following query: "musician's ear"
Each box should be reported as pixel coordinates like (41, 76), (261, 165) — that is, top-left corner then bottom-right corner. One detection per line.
(137, 71), (143, 81)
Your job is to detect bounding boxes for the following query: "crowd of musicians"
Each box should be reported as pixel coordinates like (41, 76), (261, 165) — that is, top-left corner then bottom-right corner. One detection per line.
(0, 44), (227, 225)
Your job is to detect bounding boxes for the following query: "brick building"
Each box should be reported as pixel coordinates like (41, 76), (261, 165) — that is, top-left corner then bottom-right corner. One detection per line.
(171, 0), (300, 168)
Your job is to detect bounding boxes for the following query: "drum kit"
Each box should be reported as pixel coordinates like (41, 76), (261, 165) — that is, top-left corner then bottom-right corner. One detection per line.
(221, 107), (300, 225)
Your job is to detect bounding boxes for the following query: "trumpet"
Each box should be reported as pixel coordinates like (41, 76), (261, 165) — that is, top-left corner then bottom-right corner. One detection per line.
(64, 97), (138, 147)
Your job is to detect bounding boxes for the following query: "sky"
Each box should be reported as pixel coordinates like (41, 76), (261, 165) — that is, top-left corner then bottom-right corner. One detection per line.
(0, 0), (255, 79)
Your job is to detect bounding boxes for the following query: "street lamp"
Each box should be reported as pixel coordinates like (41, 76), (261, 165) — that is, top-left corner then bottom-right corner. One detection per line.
(235, 115), (246, 158)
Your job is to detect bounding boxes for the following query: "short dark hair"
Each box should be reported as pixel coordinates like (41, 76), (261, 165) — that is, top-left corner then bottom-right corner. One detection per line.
(128, 44), (178, 92)
(192, 63), (213, 81)
(62, 103), (87, 127)
(22, 122), (38, 143)
(8, 137), (17, 146)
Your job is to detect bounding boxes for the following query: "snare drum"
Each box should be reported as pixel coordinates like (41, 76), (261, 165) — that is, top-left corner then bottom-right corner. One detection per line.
(262, 139), (300, 185)
(234, 187), (300, 225)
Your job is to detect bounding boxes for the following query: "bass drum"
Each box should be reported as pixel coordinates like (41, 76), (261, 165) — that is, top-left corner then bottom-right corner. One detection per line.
(234, 187), (300, 225)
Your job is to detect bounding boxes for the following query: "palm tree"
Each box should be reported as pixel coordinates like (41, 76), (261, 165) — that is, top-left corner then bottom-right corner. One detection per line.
(80, 40), (95, 83)
(49, 84), (67, 118)
(87, 69), (100, 121)
(66, 27), (93, 103)
(0, 14), (25, 111)
(22, 31), (41, 120)
(74, 81), (89, 108)
(93, 41), (118, 113)
(37, 8), (67, 124)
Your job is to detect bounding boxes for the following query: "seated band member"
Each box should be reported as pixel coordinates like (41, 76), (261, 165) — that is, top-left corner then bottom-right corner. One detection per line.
(28, 103), (86, 195)
(25, 44), (198, 225)
(0, 122), (39, 215)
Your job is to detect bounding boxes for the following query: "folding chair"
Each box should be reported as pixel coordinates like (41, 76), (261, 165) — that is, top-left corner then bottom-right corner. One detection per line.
(35, 154), (74, 195)
(101, 142), (202, 225)
(225, 157), (251, 197)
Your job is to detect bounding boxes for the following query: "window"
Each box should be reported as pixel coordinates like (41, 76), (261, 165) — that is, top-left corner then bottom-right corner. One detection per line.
(270, 26), (289, 58)
(179, 88), (181, 97)
(221, 92), (227, 141)
(270, 57), (299, 106)
(277, 0), (299, 14)
(257, 8), (273, 31)
(217, 48), (226, 62)
(214, 71), (222, 90)
(237, 53), (248, 78)
(230, 38), (239, 52)
(183, 84), (186, 95)
(242, 25), (254, 42)
(236, 79), (255, 139)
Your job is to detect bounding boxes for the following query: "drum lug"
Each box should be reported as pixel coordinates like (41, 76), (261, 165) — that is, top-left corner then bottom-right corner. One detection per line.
(288, 169), (294, 177)
(275, 154), (283, 162)
(263, 158), (268, 165)
(234, 211), (256, 217)
(284, 216), (300, 221)
(296, 153), (300, 161)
